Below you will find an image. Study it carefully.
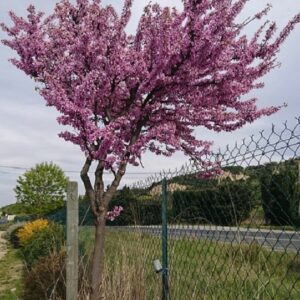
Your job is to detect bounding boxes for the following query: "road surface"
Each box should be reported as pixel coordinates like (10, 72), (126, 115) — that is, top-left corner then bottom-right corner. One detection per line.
(110, 225), (300, 252)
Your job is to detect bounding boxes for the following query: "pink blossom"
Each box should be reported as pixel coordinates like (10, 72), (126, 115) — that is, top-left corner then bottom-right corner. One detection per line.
(107, 206), (124, 222)
(1, 1), (299, 173)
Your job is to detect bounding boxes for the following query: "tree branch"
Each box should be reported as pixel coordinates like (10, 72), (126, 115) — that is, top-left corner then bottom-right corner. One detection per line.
(80, 157), (96, 215)
(104, 120), (144, 205)
(94, 160), (105, 214)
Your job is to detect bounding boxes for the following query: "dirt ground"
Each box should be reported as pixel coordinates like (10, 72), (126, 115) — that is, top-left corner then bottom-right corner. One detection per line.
(0, 231), (7, 261)
(0, 230), (23, 297)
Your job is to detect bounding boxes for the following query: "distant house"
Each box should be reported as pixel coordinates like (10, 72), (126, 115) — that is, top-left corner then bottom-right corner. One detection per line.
(7, 215), (16, 221)
(0, 214), (16, 224)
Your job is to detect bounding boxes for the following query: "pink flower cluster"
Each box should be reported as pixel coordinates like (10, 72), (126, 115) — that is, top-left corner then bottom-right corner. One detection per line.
(106, 206), (123, 222)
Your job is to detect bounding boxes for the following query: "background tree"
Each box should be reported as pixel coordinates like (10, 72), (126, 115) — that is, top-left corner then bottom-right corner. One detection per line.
(2, 0), (300, 298)
(14, 162), (68, 215)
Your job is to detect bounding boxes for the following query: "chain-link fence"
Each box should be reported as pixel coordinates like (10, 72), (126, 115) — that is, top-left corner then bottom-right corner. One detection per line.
(100, 117), (300, 300)
(27, 117), (300, 299)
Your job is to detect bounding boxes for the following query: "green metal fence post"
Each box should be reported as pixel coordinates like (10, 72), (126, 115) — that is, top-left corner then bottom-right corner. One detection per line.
(162, 178), (169, 300)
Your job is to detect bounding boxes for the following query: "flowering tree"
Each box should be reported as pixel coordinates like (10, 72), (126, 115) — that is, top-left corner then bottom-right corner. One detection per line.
(2, 0), (299, 298)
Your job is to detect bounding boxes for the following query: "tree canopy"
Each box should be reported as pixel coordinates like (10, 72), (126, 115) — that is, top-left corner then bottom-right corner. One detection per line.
(2, 1), (299, 174)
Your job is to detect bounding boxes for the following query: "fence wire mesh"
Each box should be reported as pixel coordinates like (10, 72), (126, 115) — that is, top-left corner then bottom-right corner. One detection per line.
(26, 117), (300, 299)
(104, 117), (300, 300)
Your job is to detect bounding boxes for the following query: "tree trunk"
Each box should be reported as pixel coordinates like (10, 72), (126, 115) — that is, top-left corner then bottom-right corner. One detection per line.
(80, 157), (128, 299)
(90, 211), (107, 300)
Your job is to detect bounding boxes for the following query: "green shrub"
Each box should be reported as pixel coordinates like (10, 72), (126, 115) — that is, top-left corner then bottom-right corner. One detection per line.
(172, 181), (255, 226)
(135, 201), (161, 225)
(21, 223), (65, 269)
(14, 215), (35, 223)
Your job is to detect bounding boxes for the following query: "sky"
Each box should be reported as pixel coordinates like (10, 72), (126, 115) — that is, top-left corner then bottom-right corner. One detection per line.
(0, 0), (300, 207)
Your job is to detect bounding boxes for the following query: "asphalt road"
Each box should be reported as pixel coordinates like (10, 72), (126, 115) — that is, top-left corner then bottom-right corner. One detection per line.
(111, 225), (300, 252)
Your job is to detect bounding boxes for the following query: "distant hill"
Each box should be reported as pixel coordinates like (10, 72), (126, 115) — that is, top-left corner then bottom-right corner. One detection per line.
(0, 202), (25, 215)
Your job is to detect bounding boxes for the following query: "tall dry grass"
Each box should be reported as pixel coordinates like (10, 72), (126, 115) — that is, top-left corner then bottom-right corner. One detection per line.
(78, 228), (161, 300)
(21, 226), (300, 299)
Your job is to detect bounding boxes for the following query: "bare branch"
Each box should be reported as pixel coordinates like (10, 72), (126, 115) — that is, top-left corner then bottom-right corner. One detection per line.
(109, 167), (117, 179)
(94, 160), (105, 212)
(80, 157), (96, 215)
(104, 120), (144, 205)
(80, 158), (93, 193)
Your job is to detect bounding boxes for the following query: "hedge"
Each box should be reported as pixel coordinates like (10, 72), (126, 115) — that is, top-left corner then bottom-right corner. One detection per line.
(107, 189), (161, 226)
(260, 161), (300, 226)
(46, 187), (161, 226)
(172, 181), (255, 226)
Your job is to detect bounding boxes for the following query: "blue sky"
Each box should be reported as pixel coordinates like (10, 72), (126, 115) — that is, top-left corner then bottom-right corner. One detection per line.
(0, 0), (300, 206)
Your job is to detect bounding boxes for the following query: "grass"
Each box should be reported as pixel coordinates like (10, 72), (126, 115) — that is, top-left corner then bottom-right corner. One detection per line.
(240, 206), (300, 231)
(0, 247), (23, 299)
(168, 238), (300, 299)
(79, 226), (300, 300)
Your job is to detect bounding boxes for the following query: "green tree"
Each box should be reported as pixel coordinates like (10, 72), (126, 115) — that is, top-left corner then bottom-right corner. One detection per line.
(14, 162), (68, 215)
